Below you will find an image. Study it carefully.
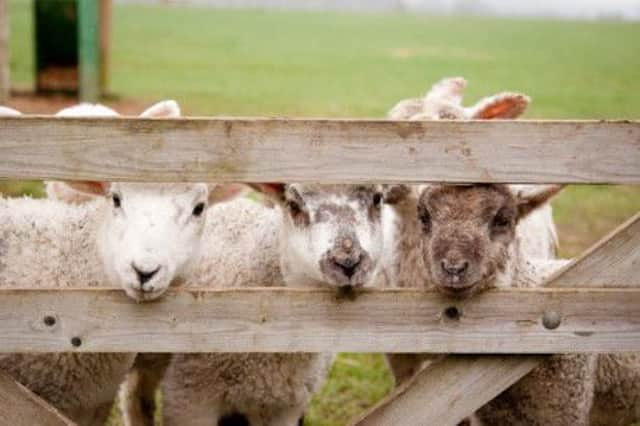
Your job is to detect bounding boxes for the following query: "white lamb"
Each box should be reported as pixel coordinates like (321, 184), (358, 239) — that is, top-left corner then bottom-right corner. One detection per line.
(0, 103), (244, 425)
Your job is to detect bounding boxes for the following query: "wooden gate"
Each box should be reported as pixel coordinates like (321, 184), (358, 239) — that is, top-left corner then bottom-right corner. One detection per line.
(0, 116), (639, 425)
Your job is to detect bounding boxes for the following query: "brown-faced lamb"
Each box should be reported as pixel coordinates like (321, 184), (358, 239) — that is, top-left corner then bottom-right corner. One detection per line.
(416, 183), (596, 425)
(383, 77), (558, 384)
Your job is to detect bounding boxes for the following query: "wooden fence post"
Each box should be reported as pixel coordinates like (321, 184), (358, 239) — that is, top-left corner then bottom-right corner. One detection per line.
(78, 0), (99, 102)
(99, 0), (111, 93)
(0, 0), (9, 103)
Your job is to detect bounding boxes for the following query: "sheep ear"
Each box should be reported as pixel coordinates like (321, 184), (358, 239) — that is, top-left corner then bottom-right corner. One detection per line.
(55, 103), (119, 117)
(246, 183), (286, 204)
(382, 184), (412, 205)
(0, 106), (22, 116)
(468, 92), (530, 119)
(515, 185), (565, 220)
(58, 181), (111, 196)
(208, 183), (248, 205)
(424, 77), (467, 105)
(139, 100), (181, 118)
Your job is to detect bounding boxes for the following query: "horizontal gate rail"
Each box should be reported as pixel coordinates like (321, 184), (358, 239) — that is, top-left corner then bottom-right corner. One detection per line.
(0, 287), (638, 353)
(0, 118), (639, 183)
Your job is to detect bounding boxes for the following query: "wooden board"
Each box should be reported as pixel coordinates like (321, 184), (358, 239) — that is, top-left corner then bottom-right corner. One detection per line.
(352, 355), (543, 426)
(0, 370), (75, 426)
(0, 118), (639, 183)
(0, 0), (8, 103)
(551, 213), (640, 288)
(0, 287), (638, 353)
(353, 214), (640, 425)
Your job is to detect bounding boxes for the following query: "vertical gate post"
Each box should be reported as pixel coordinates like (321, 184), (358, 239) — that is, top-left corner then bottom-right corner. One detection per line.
(78, 0), (99, 102)
(0, 0), (9, 103)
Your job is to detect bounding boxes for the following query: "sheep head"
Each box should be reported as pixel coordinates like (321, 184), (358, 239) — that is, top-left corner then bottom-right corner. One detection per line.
(249, 184), (386, 291)
(417, 184), (563, 299)
(388, 76), (531, 120)
(50, 100), (245, 302)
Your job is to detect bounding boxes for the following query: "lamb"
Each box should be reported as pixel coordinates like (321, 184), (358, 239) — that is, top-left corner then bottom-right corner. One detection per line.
(150, 183), (389, 426)
(0, 103), (244, 425)
(0, 181), (243, 425)
(415, 183), (596, 425)
(382, 77), (558, 383)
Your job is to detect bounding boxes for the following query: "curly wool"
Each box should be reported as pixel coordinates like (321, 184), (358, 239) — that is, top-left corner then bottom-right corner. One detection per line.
(0, 197), (136, 426)
(123, 198), (333, 426)
(589, 353), (640, 426)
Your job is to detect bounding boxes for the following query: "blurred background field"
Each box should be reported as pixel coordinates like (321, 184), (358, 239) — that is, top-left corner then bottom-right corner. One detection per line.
(2, 1), (640, 424)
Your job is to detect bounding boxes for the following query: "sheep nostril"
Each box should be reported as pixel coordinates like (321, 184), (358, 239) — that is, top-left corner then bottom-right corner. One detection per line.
(441, 259), (469, 276)
(132, 264), (161, 285)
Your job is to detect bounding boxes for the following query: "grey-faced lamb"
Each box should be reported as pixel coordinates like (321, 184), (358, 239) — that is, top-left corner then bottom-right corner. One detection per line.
(152, 183), (388, 426)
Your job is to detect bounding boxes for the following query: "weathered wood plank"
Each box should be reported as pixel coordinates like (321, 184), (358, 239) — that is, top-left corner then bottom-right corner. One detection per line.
(352, 355), (543, 426)
(354, 215), (640, 425)
(0, 0), (9, 104)
(0, 288), (638, 353)
(550, 213), (640, 288)
(0, 370), (75, 426)
(0, 118), (638, 183)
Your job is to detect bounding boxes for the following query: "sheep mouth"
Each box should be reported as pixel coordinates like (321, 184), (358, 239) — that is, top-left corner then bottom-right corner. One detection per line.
(125, 286), (168, 303)
(436, 284), (473, 299)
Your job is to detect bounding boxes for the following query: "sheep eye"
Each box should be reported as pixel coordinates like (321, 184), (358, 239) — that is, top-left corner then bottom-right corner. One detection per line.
(419, 208), (432, 233)
(373, 193), (383, 207)
(287, 200), (302, 216)
(112, 194), (121, 208)
(192, 202), (205, 217)
(492, 210), (511, 230)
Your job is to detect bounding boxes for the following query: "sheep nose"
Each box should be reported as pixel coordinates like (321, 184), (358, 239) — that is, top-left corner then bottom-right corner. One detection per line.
(132, 264), (161, 285)
(333, 255), (362, 278)
(342, 237), (354, 252)
(441, 259), (469, 277)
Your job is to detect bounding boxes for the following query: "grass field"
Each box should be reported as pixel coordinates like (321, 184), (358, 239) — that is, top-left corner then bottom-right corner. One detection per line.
(4, 1), (640, 425)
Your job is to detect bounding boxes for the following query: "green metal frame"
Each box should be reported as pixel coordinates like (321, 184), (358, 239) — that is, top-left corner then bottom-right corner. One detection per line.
(78, 0), (99, 102)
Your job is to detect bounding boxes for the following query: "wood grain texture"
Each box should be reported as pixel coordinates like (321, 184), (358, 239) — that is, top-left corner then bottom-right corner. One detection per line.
(550, 213), (640, 288)
(0, 0), (8, 104)
(0, 118), (639, 183)
(353, 217), (640, 425)
(0, 370), (75, 426)
(0, 288), (638, 353)
(352, 355), (543, 426)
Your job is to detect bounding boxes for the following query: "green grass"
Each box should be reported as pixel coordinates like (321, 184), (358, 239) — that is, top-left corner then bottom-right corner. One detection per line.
(5, 2), (640, 425)
(9, 1), (640, 118)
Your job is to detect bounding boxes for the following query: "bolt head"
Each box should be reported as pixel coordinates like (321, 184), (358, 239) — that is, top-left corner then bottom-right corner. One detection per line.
(542, 310), (562, 330)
